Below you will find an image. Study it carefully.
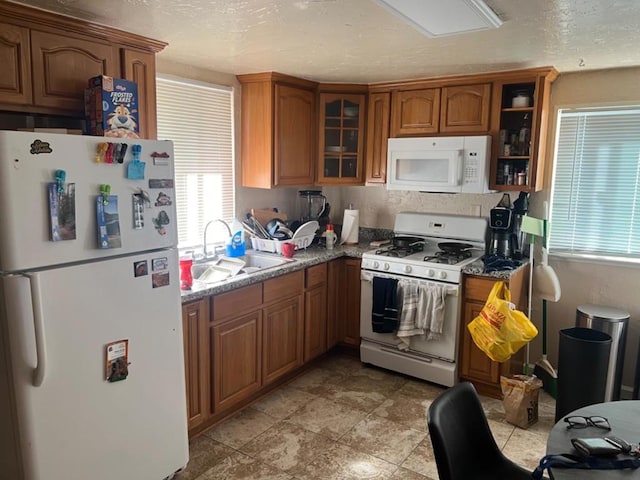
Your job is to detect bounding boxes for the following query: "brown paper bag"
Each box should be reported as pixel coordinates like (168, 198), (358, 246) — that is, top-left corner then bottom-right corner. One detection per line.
(500, 375), (543, 429)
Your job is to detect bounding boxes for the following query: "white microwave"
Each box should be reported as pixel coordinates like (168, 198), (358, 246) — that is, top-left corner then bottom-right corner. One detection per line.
(386, 135), (493, 193)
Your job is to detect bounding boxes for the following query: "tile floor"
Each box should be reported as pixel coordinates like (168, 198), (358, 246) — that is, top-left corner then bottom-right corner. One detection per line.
(176, 353), (555, 479)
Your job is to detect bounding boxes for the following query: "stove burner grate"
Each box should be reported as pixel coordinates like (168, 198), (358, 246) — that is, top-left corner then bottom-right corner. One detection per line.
(424, 250), (473, 265)
(376, 243), (425, 257)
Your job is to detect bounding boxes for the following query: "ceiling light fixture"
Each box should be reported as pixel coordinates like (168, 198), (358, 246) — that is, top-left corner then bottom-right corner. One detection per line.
(373, 0), (503, 38)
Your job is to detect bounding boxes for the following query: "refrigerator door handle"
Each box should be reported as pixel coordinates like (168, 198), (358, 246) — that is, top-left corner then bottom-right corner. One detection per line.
(24, 272), (47, 387)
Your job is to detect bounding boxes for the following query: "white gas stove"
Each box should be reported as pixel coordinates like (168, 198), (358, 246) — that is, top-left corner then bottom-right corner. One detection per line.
(360, 212), (488, 387)
(361, 212), (487, 284)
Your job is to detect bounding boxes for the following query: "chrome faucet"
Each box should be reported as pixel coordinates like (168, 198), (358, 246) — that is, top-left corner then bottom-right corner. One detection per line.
(203, 219), (232, 258)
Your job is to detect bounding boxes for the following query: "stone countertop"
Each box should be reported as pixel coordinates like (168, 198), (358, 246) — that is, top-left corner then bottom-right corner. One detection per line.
(462, 258), (530, 280)
(180, 244), (370, 303)
(181, 245), (530, 303)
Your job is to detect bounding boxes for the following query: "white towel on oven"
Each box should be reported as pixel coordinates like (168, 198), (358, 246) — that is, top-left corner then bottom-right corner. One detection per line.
(396, 281), (424, 349)
(426, 283), (448, 341)
(397, 281), (448, 347)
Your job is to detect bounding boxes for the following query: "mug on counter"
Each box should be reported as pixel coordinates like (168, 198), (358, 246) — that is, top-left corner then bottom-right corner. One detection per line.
(281, 242), (295, 259)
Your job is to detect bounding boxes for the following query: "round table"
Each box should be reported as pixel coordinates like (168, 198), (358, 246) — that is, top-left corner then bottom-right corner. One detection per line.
(546, 401), (640, 479)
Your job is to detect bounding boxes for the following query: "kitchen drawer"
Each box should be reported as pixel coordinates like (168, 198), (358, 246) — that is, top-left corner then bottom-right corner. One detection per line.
(264, 270), (303, 304)
(212, 283), (262, 322)
(463, 276), (498, 302)
(305, 263), (327, 289)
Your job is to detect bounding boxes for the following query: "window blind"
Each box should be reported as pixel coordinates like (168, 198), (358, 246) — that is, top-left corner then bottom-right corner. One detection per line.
(550, 107), (640, 259)
(156, 76), (234, 248)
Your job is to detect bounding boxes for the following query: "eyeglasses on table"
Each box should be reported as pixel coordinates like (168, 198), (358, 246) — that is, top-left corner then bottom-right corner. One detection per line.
(564, 415), (611, 430)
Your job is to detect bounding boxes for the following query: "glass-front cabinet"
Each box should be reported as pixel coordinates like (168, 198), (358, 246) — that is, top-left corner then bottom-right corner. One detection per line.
(317, 93), (365, 185)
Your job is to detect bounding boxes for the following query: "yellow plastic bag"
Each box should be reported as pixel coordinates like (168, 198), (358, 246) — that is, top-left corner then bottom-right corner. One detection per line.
(467, 281), (538, 362)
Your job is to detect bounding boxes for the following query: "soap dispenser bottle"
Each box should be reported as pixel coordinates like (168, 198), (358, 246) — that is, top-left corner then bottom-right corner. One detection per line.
(226, 218), (246, 257)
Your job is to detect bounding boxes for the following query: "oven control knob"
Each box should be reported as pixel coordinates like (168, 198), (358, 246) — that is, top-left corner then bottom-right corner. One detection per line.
(373, 261), (380, 269)
(438, 271), (447, 280)
(403, 265), (412, 273)
(383, 263), (390, 271)
(427, 269), (435, 277)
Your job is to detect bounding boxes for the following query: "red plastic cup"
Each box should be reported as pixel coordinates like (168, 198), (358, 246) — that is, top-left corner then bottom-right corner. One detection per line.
(179, 258), (193, 290)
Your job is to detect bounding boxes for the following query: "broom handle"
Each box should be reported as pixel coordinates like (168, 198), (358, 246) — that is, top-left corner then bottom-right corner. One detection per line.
(541, 200), (549, 356)
(525, 235), (535, 374)
(542, 299), (548, 355)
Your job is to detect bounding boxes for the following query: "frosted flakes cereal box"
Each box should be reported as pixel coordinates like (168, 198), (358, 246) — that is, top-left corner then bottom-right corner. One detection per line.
(85, 75), (140, 139)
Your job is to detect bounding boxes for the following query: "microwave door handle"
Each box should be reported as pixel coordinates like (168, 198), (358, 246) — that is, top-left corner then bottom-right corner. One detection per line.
(451, 150), (463, 185)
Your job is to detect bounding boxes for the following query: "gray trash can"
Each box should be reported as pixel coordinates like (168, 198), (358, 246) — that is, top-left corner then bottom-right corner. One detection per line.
(556, 327), (612, 421)
(576, 304), (629, 401)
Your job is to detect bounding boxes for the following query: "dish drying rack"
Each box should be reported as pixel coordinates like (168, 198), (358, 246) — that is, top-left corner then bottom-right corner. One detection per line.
(249, 235), (314, 254)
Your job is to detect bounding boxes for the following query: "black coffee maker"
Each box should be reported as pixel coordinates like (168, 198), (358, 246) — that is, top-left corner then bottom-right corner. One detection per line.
(488, 194), (519, 258)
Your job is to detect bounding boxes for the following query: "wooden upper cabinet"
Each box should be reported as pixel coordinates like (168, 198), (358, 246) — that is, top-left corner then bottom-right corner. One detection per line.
(365, 92), (390, 184)
(317, 92), (366, 185)
(30, 31), (118, 112)
(0, 23), (31, 106)
(275, 84), (316, 186)
(0, 2), (165, 128)
(391, 88), (441, 136)
(390, 84), (490, 137)
(440, 83), (491, 133)
(121, 48), (157, 139)
(238, 73), (317, 188)
(489, 68), (558, 193)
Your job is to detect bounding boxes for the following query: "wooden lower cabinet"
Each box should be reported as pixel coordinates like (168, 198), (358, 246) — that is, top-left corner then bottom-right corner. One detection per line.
(327, 258), (362, 348)
(262, 295), (304, 385)
(186, 259), (360, 437)
(212, 310), (262, 412)
(304, 264), (327, 361)
(182, 298), (210, 431)
(326, 260), (342, 349)
(459, 266), (529, 398)
(342, 259), (362, 346)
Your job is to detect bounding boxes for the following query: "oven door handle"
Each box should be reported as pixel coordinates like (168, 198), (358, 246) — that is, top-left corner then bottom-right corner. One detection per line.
(360, 270), (459, 296)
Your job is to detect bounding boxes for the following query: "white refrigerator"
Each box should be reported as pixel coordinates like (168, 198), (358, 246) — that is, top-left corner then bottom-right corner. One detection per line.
(0, 131), (189, 480)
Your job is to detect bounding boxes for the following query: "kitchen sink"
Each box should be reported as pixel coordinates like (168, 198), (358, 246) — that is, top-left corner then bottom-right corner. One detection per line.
(241, 251), (294, 269)
(191, 251), (294, 286)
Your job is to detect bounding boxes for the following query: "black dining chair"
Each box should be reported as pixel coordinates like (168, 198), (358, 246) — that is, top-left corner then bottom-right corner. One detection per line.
(427, 381), (532, 480)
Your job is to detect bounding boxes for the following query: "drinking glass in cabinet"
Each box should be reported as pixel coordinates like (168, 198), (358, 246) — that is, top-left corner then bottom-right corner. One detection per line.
(342, 130), (359, 152)
(324, 157), (340, 177)
(341, 157), (358, 177)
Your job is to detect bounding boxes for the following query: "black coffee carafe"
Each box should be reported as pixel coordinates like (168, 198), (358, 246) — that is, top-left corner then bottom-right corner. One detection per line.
(489, 206), (517, 258)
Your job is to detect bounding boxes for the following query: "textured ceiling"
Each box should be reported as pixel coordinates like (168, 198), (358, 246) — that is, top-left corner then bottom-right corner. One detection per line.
(16, 0), (640, 83)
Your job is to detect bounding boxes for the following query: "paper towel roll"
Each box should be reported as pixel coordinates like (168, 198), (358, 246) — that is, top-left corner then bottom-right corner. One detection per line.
(340, 209), (359, 245)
